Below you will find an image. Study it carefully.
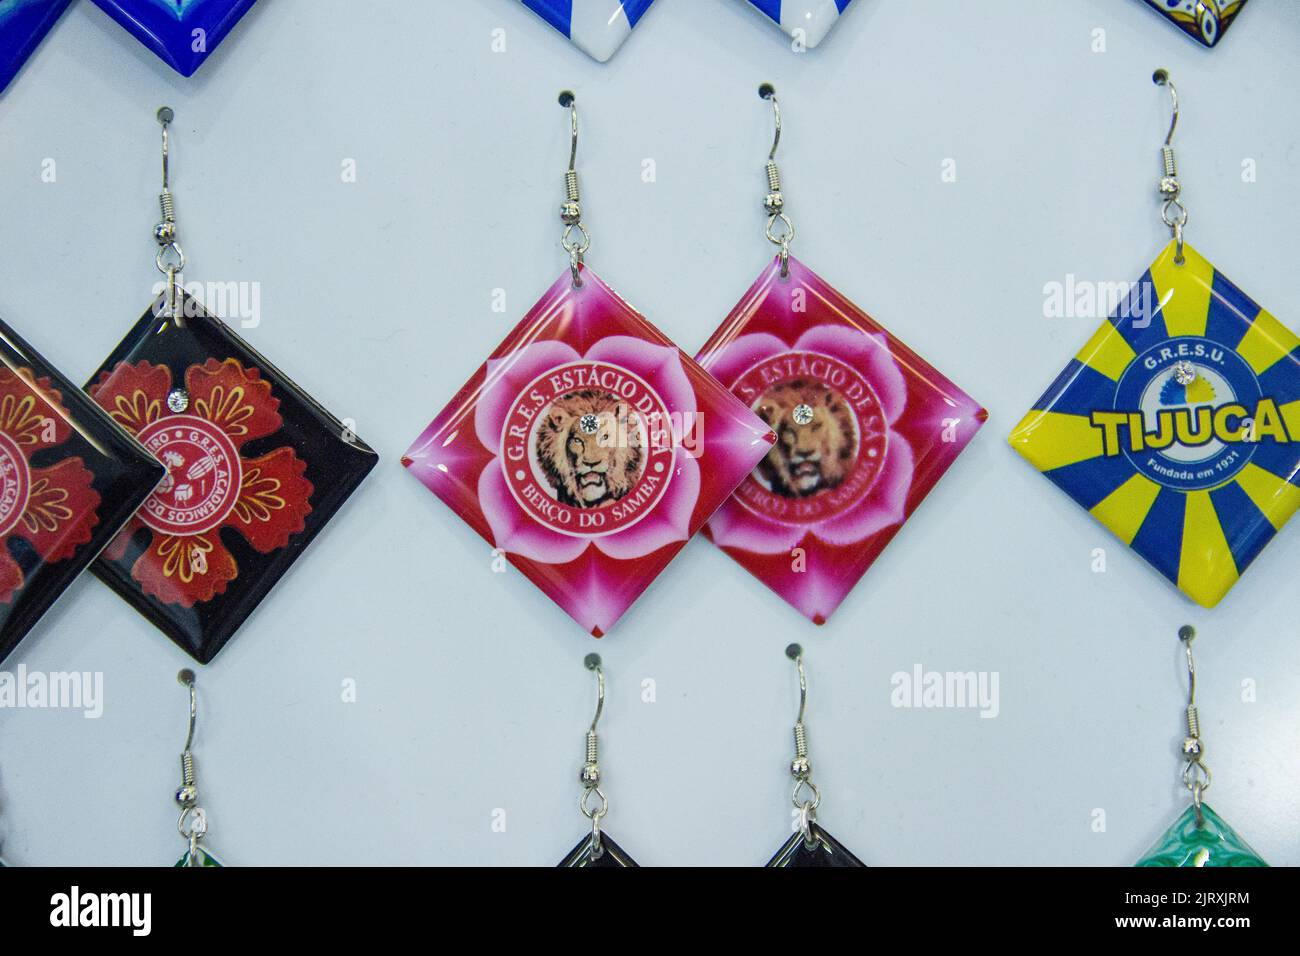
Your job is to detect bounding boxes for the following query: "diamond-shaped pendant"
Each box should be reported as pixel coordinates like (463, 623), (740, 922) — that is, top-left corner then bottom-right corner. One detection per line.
(696, 255), (986, 624)
(175, 847), (223, 867)
(767, 823), (865, 867)
(557, 831), (638, 867)
(518, 0), (656, 62)
(1010, 241), (1300, 609)
(1138, 0), (1250, 48)
(405, 265), (774, 637)
(0, 0), (72, 93)
(744, 0), (856, 50)
(1136, 804), (1267, 867)
(0, 317), (165, 665)
(86, 290), (378, 664)
(89, 0), (258, 76)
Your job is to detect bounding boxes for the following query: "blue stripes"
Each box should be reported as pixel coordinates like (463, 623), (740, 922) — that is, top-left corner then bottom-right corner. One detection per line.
(1030, 360), (1118, 417)
(519, 0), (655, 61)
(1130, 488), (1187, 585)
(522, 0), (573, 37)
(1045, 453), (1137, 512)
(623, 0), (653, 27)
(746, 0), (856, 48)
(1111, 271), (1170, 355)
(1257, 347), (1300, 407)
(1210, 480), (1273, 575)
(1206, 270), (1261, 347)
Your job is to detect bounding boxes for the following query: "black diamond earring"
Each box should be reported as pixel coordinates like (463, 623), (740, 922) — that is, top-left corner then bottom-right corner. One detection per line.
(557, 654), (638, 867)
(766, 644), (865, 867)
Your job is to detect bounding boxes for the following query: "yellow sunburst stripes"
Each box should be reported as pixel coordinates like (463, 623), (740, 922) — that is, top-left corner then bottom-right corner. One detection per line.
(1149, 241), (1213, 339)
(1177, 491), (1239, 608)
(1075, 321), (1136, 382)
(1089, 473), (1161, 545)
(1008, 411), (1104, 471)
(1235, 463), (1300, 532)
(1236, 308), (1300, 376)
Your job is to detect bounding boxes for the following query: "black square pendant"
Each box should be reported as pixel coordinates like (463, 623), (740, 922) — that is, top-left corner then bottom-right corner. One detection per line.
(84, 291), (377, 663)
(767, 823), (866, 868)
(557, 831), (639, 868)
(0, 318), (164, 664)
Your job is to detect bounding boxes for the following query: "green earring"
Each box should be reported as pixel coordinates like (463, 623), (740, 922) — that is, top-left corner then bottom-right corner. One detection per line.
(1136, 627), (1266, 867)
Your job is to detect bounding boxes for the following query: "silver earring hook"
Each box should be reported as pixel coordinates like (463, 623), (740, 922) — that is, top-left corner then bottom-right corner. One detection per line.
(1152, 70), (1187, 264)
(175, 668), (209, 864)
(557, 90), (590, 288)
(578, 653), (608, 856)
(154, 106), (185, 313)
(786, 642), (806, 724)
(585, 652), (604, 734)
(178, 668), (197, 753)
(760, 82), (782, 161)
(785, 644), (819, 844)
(1153, 69), (1179, 147)
(1179, 624), (1197, 709)
(1177, 625), (1211, 826)
(157, 106), (173, 190)
(759, 84), (794, 278)
(561, 90), (579, 173)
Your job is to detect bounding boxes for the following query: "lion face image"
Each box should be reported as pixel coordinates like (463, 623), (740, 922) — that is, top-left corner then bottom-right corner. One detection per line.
(535, 389), (645, 508)
(755, 380), (858, 498)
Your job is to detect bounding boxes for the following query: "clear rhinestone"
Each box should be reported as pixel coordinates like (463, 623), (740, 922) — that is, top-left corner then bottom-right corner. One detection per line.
(166, 388), (190, 413)
(1172, 361), (1197, 386)
(792, 404), (814, 426)
(579, 413), (600, 435)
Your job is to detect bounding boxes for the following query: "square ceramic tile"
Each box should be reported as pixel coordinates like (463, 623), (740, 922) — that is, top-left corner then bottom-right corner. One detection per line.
(696, 255), (986, 624)
(1139, 0), (1249, 48)
(0, 316), (164, 664)
(0, 0), (71, 94)
(519, 0), (656, 62)
(86, 289), (378, 663)
(404, 265), (774, 637)
(1010, 241), (1300, 608)
(90, 0), (258, 76)
(745, 0), (855, 49)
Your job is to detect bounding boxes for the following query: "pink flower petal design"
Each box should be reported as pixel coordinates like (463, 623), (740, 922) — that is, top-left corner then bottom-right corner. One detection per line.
(474, 340), (581, 451)
(593, 450), (700, 560)
(704, 492), (806, 554)
(794, 326), (907, 425)
(585, 336), (697, 415)
(811, 430), (914, 546)
(477, 464), (589, 565)
(696, 332), (789, 391)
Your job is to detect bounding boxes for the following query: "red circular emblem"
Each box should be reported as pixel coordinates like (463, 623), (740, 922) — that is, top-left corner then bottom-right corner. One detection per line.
(730, 351), (888, 524)
(0, 431), (32, 538)
(136, 414), (242, 536)
(500, 361), (675, 537)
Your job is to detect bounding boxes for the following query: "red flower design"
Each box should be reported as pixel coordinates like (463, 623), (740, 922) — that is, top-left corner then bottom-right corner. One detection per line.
(0, 368), (102, 603)
(90, 358), (314, 607)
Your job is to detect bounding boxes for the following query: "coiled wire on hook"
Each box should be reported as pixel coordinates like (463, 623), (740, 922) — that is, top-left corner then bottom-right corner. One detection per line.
(1153, 71), (1188, 265)
(557, 91), (590, 288)
(759, 84), (795, 278)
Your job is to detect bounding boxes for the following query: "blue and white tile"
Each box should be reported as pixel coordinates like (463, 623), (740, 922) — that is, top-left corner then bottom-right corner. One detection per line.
(518, 0), (656, 62)
(745, 0), (855, 50)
